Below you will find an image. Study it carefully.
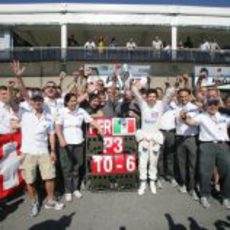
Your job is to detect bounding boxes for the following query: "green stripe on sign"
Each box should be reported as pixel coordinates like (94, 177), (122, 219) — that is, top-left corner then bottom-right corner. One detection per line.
(113, 119), (121, 135)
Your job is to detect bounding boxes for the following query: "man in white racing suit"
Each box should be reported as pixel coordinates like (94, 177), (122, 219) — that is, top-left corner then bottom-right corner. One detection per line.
(131, 82), (174, 195)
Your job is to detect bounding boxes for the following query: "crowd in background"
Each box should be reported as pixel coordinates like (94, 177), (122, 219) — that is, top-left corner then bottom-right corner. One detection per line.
(0, 61), (230, 217)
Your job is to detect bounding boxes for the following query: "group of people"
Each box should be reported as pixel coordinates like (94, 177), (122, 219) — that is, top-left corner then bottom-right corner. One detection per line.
(0, 61), (230, 218)
(71, 34), (222, 52)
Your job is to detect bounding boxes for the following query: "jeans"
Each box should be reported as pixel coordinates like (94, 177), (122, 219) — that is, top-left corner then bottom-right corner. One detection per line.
(59, 144), (84, 193)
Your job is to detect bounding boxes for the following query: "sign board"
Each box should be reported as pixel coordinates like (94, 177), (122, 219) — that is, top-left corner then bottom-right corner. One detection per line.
(85, 64), (150, 85)
(88, 117), (137, 176)
(194, 66), (230, 87)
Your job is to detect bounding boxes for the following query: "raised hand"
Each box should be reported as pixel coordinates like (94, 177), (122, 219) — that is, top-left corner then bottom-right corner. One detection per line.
(59, 71), (66, 81)
(10, 60), (26, 77)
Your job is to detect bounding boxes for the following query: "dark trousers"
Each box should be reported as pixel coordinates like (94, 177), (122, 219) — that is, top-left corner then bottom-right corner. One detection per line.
(176, 136), (198, 191)
(158, 130), (176, 180)
(59, 144), (84, 193)
(199, 142), (230, 199)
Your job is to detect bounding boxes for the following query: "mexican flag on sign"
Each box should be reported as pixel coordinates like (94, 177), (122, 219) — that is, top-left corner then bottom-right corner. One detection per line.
(112, 118), (136, 136)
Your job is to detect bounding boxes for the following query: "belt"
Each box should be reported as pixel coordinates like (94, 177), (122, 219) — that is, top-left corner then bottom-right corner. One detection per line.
(200, 141), (226, 144)
(176, 135), (197, 138)
(160, 129), (175, 133)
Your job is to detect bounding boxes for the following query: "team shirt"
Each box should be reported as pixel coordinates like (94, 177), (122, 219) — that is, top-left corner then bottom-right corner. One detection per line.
(56, 107), (93, 145)
(193, 112), (230, 142)
(0, 101), (17, 134)
(175, 102), (200, 136)
(19, 109), (55, 155)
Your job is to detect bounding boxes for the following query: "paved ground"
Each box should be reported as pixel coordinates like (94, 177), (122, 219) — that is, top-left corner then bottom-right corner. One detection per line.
(0, 181), (229, 230)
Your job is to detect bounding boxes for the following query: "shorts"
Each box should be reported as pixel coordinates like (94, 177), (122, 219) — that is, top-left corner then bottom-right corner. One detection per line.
(21, 154), (56, 184)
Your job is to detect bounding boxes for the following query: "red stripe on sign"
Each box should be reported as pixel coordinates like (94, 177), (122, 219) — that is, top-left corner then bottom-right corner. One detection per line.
(127, 119), (135, 133)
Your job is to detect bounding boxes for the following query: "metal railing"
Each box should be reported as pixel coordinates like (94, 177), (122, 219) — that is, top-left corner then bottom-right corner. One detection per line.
(0, 47), (230, 64)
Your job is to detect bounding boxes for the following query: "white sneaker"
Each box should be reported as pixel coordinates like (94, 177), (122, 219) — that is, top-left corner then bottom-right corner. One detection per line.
(200, 197), (210, 208)
(171, 179), (178, 187)
(137, 182), (146, 196)
(30, 201), (39, 217)
(178, 185), (187, 193)
(156, 180), (163, 189)
(190, 190), (199, 201)
(44, 200), (64, 210)
(150, 181), (157, 195)
(215, 184), (220, 192)
(223, 199), (230, 209)
(73, 190), (83, 199)
(65, 193), (73, 202)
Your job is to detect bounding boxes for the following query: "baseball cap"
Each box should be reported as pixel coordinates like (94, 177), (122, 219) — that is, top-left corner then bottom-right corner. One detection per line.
(206, 98), (219, 106)
(31, 91), (43, 100)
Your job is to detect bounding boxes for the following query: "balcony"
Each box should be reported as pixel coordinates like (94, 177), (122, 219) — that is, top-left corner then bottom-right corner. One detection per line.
(0, 47), (230, 64)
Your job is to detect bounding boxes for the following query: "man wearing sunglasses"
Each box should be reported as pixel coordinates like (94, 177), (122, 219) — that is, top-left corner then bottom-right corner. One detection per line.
(43, 81), (64, 118)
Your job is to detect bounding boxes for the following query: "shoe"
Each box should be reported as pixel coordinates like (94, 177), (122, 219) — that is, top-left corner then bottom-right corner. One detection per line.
(200, 197), (210, 208)
(215, 184), (220, 192)
(137, 182), (146, 196)
(178, 185), (187, 193)
(73, 190), (83, 199)
(30, 201), (39, 217)
(156, 180), (163, 189)
(171, 179), (178, 187)
(65, 193), (73, 202)
(44, 200), (64, 210)
(223, 199), (230, 209)
(150, 181), (157, 194)
(190, 190), (199, 201)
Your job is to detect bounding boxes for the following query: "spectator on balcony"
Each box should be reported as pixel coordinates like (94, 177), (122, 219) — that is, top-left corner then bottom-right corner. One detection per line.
(68, 34), (79, 47)
(84, 39), (96, 49)
(210, 39), (221, 52)
(109, 37), (117, 48)
(126, 38), (136, 50)
(184, 36), (193, 49)
(200, 39), (211, 51)
(177, 40), (184, 50)
(98, 36), (106, 54)
(163, 42), (171, 50)
(152, 36), (163, 50)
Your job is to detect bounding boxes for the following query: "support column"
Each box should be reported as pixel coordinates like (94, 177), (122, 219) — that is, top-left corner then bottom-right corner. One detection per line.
(61, 24), (67, 60)
(171, 25), (177, 60)
(171, 25), (177, 50)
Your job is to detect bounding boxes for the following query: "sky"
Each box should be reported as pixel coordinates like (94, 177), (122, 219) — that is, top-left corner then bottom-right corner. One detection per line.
(0, 0), (229, 7)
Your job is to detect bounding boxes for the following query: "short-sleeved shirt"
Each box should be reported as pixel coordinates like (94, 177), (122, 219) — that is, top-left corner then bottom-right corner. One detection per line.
(0, 101), (17, 134)
(175, 102), (200, 136)
(159, 102), (177, 131)
(56, 107), (93, 145)
(20, 110), (55, 155)
(193, 112), (230, 142)
(44, 97), (64, 121)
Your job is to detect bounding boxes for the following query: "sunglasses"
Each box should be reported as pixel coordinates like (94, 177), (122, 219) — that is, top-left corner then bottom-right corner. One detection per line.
(46, 85), (56, 89)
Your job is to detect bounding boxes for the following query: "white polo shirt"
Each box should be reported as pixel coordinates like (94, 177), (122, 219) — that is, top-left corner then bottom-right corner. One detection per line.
(159, 101), (177, 131)
(193, 112), (230, 142)
(20, 109), (55, 155)
(44, 97), (64, 120)
(175, 102), (200, 136)
(0, 101), (17, 134)
(56, 107), (93, 145)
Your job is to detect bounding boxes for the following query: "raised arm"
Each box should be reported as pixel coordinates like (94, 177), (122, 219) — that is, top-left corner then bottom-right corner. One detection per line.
(131, 80), (144, 106)
(10, 60), (29, 101)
